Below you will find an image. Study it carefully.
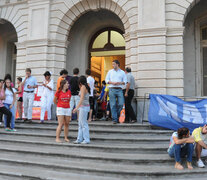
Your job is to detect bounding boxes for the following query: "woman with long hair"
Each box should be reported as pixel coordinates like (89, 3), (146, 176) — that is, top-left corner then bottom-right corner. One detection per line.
(0, 79), (12, 129)
(73, 76), (90, 144)
(4, 78), (16, 131)
(54, 80), (71, 143)
(40, 71), (54, 123)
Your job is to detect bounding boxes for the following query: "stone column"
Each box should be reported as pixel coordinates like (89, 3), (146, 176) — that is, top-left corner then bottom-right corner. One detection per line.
(137, 0), (166, 122)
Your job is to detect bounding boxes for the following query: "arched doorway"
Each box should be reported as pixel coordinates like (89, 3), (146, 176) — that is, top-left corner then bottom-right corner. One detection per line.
(66, 9), (125, 90)
(0, 19), (17, 82)
(89, 28), (125, 92)
(184, 0), (207, 96)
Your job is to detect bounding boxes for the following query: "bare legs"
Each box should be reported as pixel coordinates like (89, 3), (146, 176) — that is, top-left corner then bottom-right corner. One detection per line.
(17, 101), (22, 119)
(88, 109), (93, 122)
(195, 143), (202, 160)
(56, 115), (71, 143)
(64, 116), (71, 142)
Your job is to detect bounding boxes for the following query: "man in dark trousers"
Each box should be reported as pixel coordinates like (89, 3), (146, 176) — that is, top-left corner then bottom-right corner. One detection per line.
(124, 67), (137, 123)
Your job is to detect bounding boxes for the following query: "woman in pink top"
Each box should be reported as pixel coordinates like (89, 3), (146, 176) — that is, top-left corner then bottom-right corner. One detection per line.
(16, 77), (23, 120)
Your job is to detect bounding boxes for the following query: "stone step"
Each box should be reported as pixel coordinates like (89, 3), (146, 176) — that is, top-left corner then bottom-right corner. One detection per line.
(0, 149), (175, 167)
(0, 130), (170, 143)
(0, 136), (168, 154)
(3, 120), (203, 179)
(13, 124), (173, 135)
(0, 163), (119, 180)
(0, 156), (207, 179)
(15, 120), (153, 129)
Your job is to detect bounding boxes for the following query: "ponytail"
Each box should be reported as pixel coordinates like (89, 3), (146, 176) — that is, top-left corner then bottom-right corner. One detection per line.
(84, 82), (90, 94)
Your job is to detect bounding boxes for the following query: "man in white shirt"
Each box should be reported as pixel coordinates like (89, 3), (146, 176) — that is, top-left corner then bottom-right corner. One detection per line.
(105, 60), (127, 124)
(22, 68), (38, 122)
(86, 69), (95, 121)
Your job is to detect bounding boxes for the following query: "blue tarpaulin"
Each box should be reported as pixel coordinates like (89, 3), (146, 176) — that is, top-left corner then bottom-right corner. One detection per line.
(148, 94), (207, 132)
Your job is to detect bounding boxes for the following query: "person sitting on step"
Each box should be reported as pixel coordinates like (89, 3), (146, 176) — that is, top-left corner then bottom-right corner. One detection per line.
(167, 127), (194, 170)
(192, 124), (207, 168)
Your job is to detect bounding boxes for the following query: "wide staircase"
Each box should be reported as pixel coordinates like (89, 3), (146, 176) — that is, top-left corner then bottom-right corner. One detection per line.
(0, 120), (207, 180)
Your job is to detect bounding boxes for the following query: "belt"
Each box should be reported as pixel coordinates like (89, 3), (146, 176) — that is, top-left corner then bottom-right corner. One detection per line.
(24, 91), (34, 93)
(110, 87), (122, 89)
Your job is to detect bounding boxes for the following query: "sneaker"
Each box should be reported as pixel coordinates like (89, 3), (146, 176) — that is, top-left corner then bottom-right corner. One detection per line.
(100, 117), (106, 121)
(10, 129), (17, 132)
(73, 141), (81, 144)
(197, 159), (205, 168)
(5, 128), (11, 131)
(81, 141), (90, 144)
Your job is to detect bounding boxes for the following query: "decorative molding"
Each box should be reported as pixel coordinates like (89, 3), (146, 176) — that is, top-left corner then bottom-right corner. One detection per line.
(137, 27), (167, 38)
(0, 0), (27, 7)
(167, 27), (185, 36)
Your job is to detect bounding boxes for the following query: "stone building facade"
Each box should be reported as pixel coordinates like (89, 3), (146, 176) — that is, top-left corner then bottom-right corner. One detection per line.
(0, 0), (206, 121)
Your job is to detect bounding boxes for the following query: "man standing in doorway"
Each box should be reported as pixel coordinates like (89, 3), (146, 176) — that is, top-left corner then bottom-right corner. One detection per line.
(124, 67), (137, 123)
(105, 60), (127, 124)
(86, 69), (95, 122)
(22, 68), (38, 122)
(70, 68), (80, 120)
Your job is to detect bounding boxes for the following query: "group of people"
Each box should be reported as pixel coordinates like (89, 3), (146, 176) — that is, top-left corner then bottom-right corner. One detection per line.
(2, 60), (207, 170)
(168, 125), (207, 170)
(0, 59), (137, 144)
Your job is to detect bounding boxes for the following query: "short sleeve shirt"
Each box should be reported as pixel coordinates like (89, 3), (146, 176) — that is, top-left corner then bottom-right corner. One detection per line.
(192, 127), (207, 142)
(87, 76), (95, 97)
(57, 77), (64, 90)
(42, 79), (54, 96)
(4, 88), (17, 104)
(55, 90), (71, 108)
(70, 76), (80, 96)
(126, 73), (135, 90)
(104, 85), (110, 101)
(23, 76), (37, 91)
(167, 132), (186, 152)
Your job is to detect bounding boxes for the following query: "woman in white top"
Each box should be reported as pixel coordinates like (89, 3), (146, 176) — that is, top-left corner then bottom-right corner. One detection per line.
(40, 71), (54, 123)
(4, 78), (16, 131)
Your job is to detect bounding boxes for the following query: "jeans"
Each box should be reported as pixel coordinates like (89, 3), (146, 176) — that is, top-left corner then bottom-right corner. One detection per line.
(168, 143), (194, 162)
(0, 106), (12, 128)
(109, 88), (124, 122)
(40, 94), (53, 121)
(70, 95), (80, 111)
(123, 89), (137, 122)
(23, 92), (35, 119)
(3, 103), (15, 129)
(77, 106), (90, 143)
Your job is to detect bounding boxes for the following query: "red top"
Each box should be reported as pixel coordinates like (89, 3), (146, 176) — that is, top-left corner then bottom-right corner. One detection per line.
(55, 90), (71, 108)
(18, 85), (24, 98)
